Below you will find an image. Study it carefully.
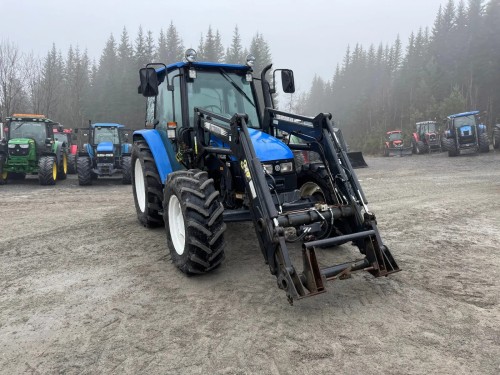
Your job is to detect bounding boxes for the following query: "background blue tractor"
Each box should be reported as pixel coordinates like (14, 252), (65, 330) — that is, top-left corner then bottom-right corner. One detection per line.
(76, 122), (132, 185)
(131, 50), (399, 303)
(442, 111), (489, 156)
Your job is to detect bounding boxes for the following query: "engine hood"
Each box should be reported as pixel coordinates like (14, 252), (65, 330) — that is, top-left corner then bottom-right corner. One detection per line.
(96, 142), (114, 152)
(210, 128), (293, 162)
(8, 138), (34, 145)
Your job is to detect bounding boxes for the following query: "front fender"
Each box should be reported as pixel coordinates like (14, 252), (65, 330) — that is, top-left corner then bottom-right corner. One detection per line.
(133, 129), (182, 184)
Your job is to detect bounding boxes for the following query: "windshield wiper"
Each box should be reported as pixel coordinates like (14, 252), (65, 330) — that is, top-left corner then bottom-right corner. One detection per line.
(14, 122), (27, 131)
(219, 68), (255, 108)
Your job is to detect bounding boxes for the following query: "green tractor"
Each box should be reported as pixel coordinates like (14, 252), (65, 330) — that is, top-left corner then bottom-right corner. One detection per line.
(0, 114), (68, 185)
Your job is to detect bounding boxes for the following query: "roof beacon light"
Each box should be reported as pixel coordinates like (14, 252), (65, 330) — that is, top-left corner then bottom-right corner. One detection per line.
(246, 54), (255, 67)
(185, 49), (197, 63)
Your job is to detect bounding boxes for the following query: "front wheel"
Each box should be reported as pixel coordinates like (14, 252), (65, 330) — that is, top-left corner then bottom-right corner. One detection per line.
(0, 155), (8, 185)
(121, 155), (132, 184)
(493, 127), (500, 149)
(39, 156), (58, 185)
(478, 132), (490, 153)
(131, 141), (163, 227)
(77, 156), (92, 185)
(58, 152), (68, 180)
(164, 169), (226, 274)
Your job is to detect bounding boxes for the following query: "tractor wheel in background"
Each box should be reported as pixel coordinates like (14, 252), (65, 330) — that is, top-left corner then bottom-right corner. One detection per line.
(132, 140), (164, 227)
(77, 156), (92, 185)
(447, 139), (459, 157)
(478, 132), (490, 153)
(38, 156), (57, 185)
(493, 127), (500, 149)
(121, 155), (132, 184)
(164, 169), (226, 274)
(58, 152), (68, 180)
(8, 172), (26, 180)
(297, 163), (352, 243)
(0, 155), (8, 185)
(416, 140), (427, 154)
(67, 154), (77, 174)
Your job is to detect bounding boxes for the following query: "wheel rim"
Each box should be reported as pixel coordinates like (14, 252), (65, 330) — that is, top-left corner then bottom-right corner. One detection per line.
(52, 161), (57, 180)
(300, 182), (325, 202)
(134, 159), (146, 212)
(168, 194), (185, 255)
(63, 154), (67, 173)
(1, 171), (7, 180)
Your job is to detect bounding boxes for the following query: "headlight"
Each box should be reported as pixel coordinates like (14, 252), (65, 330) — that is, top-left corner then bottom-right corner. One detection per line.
(185, 48), (197, 63)
(19, 144), (30, 149)
(263, 164), (273, 175)
(8, 144), (15, 148)
(246, 54), (255, 67)
(279, 162), (293, 173)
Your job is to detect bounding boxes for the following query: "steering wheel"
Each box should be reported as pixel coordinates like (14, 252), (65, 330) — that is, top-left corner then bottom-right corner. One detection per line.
(204, 105), (222, 114)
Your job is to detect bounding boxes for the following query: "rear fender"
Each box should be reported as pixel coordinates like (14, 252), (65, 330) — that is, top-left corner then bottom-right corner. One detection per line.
(121, 143), (132, 155)
(133, 129), (182, 184)
(70, 144), (78, 155)
(412, 133), (419, 142)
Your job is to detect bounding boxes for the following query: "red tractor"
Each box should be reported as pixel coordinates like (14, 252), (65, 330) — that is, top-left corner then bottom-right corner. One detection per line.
(412, 121), (441, 154)
(383, 130), (412, 156)
(53, 127), (77, 173)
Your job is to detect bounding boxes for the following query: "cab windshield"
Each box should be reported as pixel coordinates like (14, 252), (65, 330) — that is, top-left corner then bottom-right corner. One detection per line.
(9, 121), (47, 144)
(187, 70), (260, 128)
(54, 133), (69, 144)
(453, 115), (476, 128)
(94, 127), (120, 144)
(388, 132), (402, 141)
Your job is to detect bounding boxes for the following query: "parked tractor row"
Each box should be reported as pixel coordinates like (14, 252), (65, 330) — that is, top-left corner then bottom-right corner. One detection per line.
(0, 116), (132, 185)
(383, 111), (494, 157)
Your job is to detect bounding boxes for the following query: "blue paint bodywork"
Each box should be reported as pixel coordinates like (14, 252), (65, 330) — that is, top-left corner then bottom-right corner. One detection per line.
(92, 123), (124, 128)
(134, 129), (182, 184)
(447, 111), (480, 119)
(97, 142), (114, 152)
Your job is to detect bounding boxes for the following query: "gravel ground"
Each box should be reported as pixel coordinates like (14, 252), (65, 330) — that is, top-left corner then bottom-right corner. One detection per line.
(0, 151), (499, 374)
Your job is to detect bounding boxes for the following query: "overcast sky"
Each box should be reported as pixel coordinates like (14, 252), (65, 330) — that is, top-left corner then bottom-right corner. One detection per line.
(1, 0), (443, 90)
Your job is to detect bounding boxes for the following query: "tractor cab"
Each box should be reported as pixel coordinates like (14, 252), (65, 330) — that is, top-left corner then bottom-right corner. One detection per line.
(4, 114), (55, 156)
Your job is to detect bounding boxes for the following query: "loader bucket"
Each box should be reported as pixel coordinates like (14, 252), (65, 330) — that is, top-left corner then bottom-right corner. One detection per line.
(347, 151), (368, 168)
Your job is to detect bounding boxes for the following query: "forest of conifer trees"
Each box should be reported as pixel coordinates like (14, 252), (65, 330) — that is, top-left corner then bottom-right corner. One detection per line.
(1, 0), (499, 152)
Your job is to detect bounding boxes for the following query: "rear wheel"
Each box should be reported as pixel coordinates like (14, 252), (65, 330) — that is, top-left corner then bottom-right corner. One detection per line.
(39, 156), (57, 185)
(416, 140), (427, 154)
(493, 127), (500, 149)
(58, 152), (68, 180)
(77, 156), (92, 185)
(67, 153), (77, 174)
(478, 132), (490, 153)
(164, 169), (226, 274)
(121, 155), (132, 184)
(132, 141), (164, 227)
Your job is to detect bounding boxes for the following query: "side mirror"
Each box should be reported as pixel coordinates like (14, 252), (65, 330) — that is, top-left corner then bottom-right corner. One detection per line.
(281, 69), (295, 93)
(139, 67), (159, 97)
(45, 138), (52, 145)
(58, 125), (63, 132)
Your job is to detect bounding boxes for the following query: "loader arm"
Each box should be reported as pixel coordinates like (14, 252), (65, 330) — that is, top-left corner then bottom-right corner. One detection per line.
(194, 108), (400, 303)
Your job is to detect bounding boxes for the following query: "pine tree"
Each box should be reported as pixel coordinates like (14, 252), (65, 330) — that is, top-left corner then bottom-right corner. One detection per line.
(226, 25), (244, 64)
(165, 22), (184, 63)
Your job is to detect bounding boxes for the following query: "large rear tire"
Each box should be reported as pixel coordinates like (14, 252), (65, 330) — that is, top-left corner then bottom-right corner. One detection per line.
(39, 156), (57, 185)
(416, 140), (427, 154)
(493, 127), (500, 149)
(121, 155), (132, 184)
(446, 138), (459, 157)
(58, 152), (68, 180)
(67, 153), (77, 174)
(164, 169), (226, 274)
(77, 156), (92, 185)
(132, 141), (164, 227)
(478, 132), (490, 153)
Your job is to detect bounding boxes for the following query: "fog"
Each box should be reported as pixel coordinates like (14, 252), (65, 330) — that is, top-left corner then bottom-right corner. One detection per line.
(1, 0), (442, 89)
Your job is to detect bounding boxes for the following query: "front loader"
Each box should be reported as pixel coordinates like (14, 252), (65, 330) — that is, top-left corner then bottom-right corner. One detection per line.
(131, 50), (400, 303)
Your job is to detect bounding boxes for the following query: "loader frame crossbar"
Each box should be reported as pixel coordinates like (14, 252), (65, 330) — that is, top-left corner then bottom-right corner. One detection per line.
(193, 108), (400, 303)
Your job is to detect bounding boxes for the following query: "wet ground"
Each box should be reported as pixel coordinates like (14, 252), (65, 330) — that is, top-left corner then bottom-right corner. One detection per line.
(1, 150), (499, 374)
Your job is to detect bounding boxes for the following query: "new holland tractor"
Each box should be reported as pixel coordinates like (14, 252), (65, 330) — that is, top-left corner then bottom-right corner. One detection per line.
(76, 123), (132, 185)
(53, 127), (78, 173)
(412, 121), (441, 154)
(131, 50), (400, 303)
(0, 114), (68, 185)
(442, 111), (489, 156)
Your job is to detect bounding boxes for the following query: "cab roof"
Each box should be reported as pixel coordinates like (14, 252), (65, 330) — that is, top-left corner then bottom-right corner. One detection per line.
(92, 123), (124, 128)
(416, 121), (437, 125)
(448, 111), (479, 119)
(156, 61), (251, 81)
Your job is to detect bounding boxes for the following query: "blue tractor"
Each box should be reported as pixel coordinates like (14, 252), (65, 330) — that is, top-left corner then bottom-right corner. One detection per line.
(76, 122), (132, 185)
(132, 50), (400, 303)
(442, 111), (490, 156)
